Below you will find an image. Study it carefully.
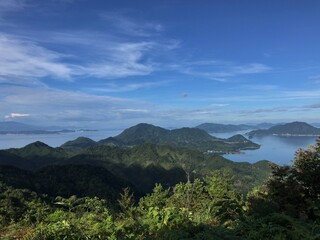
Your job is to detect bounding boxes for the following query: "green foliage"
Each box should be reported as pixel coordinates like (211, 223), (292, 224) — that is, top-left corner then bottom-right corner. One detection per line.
(1, 137), (271, 195)
(117, 187), (135, 218)
(60, 137), (97, 150)
(235, 213), (320, 240)
(0, 164), (137, 204)
(2, 139), (320, 239)
(259, 138), (320, 220)
(0, 183), (51, 227)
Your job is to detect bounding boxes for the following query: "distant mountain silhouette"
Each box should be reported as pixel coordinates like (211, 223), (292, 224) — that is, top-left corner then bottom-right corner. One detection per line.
(247, 122), (320, 137)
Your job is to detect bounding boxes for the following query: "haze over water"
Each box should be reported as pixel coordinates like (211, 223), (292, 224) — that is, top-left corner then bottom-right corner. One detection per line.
(0, 130), (121, 150)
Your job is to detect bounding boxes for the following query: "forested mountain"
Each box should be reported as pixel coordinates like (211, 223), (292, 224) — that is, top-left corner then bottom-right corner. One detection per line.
(99, 123), (259, 152)
(2, 123), (319, 239)
(0, 141), (271, 194)
(0, 138), (319, 239)
(247, 121), (320, 137)
(5, 142), (68, 170)
(0, 164), (138, 202)
(61, 137), (98, 150)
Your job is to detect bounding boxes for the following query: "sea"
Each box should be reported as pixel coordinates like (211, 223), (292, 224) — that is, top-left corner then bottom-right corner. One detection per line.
(0, 130), (121, 150)
(0, 129), (317, 166)
(212, 130), (318, 165)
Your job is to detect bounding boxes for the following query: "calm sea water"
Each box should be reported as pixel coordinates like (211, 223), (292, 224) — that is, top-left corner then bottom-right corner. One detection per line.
(0, 130), (121, 150)
(212, 131), (318, 165)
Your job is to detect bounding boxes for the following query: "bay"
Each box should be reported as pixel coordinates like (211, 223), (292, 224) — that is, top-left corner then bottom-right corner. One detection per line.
(212, 131), (318, 165)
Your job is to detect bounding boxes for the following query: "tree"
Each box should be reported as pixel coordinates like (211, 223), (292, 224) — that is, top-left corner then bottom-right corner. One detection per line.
(254, 138), (320, 220)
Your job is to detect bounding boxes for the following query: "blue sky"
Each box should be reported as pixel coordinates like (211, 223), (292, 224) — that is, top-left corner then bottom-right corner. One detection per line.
(0, 0), (320, 129)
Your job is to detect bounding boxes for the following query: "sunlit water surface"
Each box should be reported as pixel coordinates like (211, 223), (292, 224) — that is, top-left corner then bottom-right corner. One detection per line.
(212, 131), (318, 165)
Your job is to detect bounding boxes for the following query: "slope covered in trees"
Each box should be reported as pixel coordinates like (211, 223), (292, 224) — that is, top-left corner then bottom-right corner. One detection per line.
(99, 123), (260, 152)
(0, 138), (319, 239)
(0, 141), (271, 194)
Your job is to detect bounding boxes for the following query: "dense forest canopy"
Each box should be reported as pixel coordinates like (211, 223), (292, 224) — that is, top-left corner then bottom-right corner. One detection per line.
(0, 138), (319, 239)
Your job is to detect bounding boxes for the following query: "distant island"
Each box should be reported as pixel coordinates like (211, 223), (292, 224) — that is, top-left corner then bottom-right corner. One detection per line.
(247, 121), (320, 137)
(195, 122), (275, 133)
(0, 121), (97, 135)
(96, 123), (260, 153)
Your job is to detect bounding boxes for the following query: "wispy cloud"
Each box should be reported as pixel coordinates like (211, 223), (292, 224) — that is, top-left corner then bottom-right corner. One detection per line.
(82, 41), (155, 78)
(87, 81), (168, 93)
(173, 61), (271, 81)
(237, 107), (289, 115)
(0, 34), (74, 81)
(242, 84), (279, 91)
(100, 11), (163, 37)
(5, 112), (30, 119)
(0, 0), (26, 14)
(0, 85), (153, 126)
(309, 74), (320, 84)
(0, 33), (172, 82)
(303, 103), (320, 109)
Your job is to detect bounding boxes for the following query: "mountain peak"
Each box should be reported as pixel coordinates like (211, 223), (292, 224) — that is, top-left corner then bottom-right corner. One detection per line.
(26, 141), (51, 148)
(61, 137), (97, 149)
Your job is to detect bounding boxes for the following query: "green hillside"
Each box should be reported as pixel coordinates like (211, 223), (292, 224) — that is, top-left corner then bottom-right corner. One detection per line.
(103, 123), (259, 152)
(60, 137), (97, 150)
(1, 139), (319, 240)
(1, 141), (271, 194)
(0, 164), (137, 204)
(6, 141), (68, 169)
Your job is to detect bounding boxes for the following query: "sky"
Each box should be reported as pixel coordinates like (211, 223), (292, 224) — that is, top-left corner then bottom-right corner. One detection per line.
(0, 0), (320, 129)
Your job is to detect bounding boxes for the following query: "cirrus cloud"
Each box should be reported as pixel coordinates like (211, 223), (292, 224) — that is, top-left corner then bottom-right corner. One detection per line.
(5, 112), (30, 119)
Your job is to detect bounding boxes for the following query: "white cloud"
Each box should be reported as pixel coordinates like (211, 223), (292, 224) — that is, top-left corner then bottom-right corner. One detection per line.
(83, 42), (155, 78)
(175, 60), (271, 81)
(0, 85), (154, 126)
(0, 0), (26, 14)
(0, 30), (179, 83)
(309, 75), (320, 84)
(232, 63), (271, 74)
(242, 84), (278, 91)
(100, 12), (164, 37)
(5, 112), (30, 119)
(118, 109), (149, 113)
(87, 81), (168, 93)
(0, 34), (74, 81)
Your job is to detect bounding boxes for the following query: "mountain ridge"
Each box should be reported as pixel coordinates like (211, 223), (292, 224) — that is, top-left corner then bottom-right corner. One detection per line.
(99, 123), (259, 152)
(247, 121), (320, 137)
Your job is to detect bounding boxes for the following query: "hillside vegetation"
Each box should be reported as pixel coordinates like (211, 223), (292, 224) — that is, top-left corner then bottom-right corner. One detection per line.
(0, 138), (319, 239)
(1, 141), (270, 194)
(99, 123), (260, 152)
